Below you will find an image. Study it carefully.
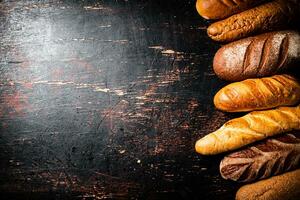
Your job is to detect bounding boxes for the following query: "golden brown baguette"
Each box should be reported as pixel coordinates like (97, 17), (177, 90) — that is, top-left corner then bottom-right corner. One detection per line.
(236, 169), (300, 200)
(195, 105), (300, 155)
(195, 0), (267, 20)
(220, 132), (300, 182)
(207, 0), (300, 42)
(214, 75), (300, 112)
(213, 31), (300, 81)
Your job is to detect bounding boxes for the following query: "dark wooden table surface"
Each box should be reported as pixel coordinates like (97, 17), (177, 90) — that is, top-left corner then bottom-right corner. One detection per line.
(0, 0), (241, 199)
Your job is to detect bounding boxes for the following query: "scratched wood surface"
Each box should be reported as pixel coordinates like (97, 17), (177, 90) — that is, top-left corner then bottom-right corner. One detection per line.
(0, 0), (242, 199)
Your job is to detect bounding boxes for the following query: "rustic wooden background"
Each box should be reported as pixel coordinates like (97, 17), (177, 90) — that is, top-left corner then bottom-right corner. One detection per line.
(0, 0), (242, 199)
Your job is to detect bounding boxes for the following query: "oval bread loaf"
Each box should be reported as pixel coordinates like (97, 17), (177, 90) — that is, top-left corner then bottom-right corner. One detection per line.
(213, 31), (300, 81)
(207, 0), (300, 42)
(195, 105), (300, 155)
(220, 132), (300, 182)
(214, 74), (300, 112)
(236, 169), (300, 200)
(196, 0), (267, 20)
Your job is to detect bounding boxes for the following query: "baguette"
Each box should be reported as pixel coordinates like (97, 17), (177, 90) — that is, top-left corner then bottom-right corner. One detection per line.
(207, 0), (300, 42)
(236, 169), (300, 200)
(214, 75), (300, 112)
(213, 31), (300, 81)
(220, 132), (300, 182)
(195, 105), (300, 155)
(196, 0), (267, 20)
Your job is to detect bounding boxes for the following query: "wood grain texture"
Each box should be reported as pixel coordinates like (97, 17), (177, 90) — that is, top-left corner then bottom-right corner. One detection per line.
(0, 0), (237, 199)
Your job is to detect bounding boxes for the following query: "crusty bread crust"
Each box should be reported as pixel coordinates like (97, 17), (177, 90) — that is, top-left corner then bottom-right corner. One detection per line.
(196, 0), (266, 20)
(195, 105), (300, 155)
(207, 0), (299, 42)
(236, 169), (300, 200)
(214, 75), (300, 112)
(220, 133), (300, 182)
(213, 31), (300, 81)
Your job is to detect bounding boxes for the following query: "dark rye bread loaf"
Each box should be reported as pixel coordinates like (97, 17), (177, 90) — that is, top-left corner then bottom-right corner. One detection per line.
(207, 0), (300, 42)
(196, 0), (267, 20)
(220, 132), (300, 183)
(213, 31), (300, 81)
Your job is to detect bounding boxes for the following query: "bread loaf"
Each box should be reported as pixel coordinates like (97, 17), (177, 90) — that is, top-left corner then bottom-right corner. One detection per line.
(195, 105), (300, 155)
(213, 31), (300, 81)
(207, 0), (300, 42)
(214, 75), (300, 112)
(236, 169), (300, 200)
(220, 132), (300, 182)
(195, 0), (266, 20)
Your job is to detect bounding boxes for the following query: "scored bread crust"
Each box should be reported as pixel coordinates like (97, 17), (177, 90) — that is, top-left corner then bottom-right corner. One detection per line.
(236, 169), (300, 200)
(207, 0), (300, 42)
(220, 132), (300, 182)
(195, 105), (300, 155)
(214, 74), (300, 112)
(213, 31), (300, 81)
